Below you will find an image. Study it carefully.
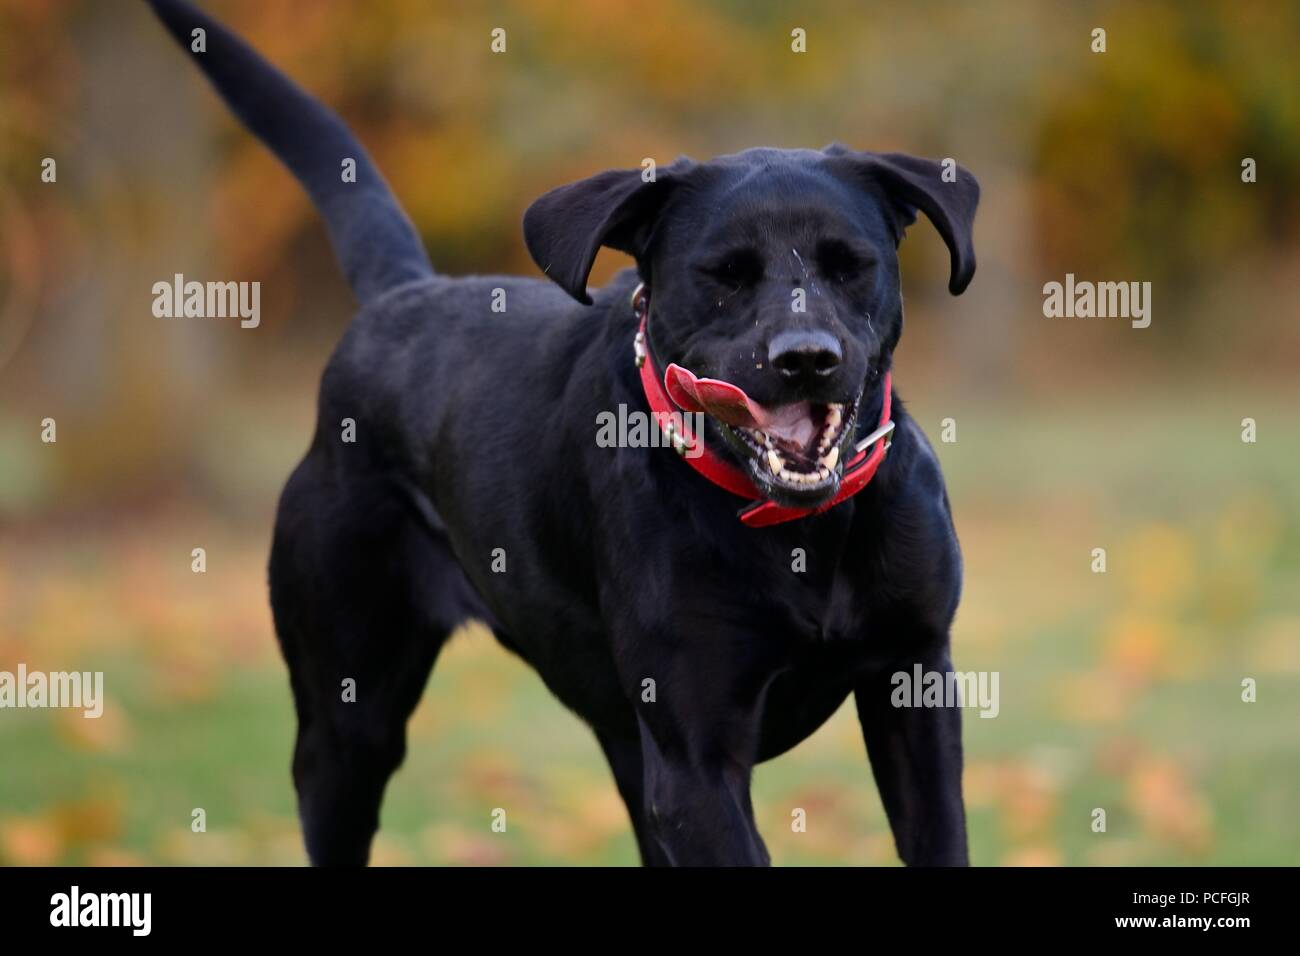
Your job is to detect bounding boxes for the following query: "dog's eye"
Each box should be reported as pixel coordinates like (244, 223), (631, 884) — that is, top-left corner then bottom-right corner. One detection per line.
(702, 249), (763, 287)
(817, 240), (873, 284)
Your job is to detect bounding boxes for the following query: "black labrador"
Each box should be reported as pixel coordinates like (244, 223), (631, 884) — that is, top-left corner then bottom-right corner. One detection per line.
(149, 0), (979, 866)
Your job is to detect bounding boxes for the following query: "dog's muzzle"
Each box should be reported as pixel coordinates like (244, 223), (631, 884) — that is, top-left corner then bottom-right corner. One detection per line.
(631, 282), (894, 528)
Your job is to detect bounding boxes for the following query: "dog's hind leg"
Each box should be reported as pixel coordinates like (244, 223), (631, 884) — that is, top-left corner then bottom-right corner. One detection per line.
(270, 458), (481, 865)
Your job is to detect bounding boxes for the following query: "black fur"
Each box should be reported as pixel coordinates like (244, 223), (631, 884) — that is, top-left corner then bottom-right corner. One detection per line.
(149, 0), (979, 866)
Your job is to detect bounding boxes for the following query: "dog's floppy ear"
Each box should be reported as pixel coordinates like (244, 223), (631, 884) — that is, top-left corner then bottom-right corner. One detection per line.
(523, 158), (695, 304)
(822, 146), (980, 295)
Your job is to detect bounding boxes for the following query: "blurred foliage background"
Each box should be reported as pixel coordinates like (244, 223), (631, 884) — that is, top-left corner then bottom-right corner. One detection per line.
(0, 0), (1297, 865)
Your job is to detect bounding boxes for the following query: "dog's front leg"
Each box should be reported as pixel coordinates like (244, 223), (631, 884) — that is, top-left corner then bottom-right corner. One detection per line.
(854, 640), (969, 866)
(633, 709), (769, 867)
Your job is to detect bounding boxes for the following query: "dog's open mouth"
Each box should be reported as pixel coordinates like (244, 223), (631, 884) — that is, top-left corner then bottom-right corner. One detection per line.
(665, 363), (860, 505)
(731, 399), (858, 488)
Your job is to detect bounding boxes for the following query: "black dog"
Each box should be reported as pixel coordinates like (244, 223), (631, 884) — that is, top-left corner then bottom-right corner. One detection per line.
(150, 0), (979, 866)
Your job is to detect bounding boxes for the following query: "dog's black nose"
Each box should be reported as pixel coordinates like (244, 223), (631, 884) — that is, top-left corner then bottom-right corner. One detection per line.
(768, 329), (843, 384)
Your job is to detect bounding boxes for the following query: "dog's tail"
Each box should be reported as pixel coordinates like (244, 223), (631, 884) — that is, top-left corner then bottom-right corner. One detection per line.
(146, 0), (433, 304)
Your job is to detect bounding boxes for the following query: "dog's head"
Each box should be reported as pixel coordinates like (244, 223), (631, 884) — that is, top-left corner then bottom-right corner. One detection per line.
(524, 146), (979, 507)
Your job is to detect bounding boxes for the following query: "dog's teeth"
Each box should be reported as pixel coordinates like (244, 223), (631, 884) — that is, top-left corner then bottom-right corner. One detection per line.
(818, 466), (830, 480)
(827, 405), (842, 427)
(768, 450), (783, 475)
(823, 446), (839, 470)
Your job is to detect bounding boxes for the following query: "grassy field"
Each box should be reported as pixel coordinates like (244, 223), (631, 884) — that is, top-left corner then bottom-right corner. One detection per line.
(2, 386), (1298, 866)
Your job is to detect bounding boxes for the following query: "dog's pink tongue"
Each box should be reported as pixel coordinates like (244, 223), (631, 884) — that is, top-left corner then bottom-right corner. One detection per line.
(757, 403), (817, 449)
(665, 363), (769, 428)
(664, 365), (814, 448)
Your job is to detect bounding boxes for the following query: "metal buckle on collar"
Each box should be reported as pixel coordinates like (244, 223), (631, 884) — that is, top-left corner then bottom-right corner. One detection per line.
(659, 418), (692, 456)
(854, 419), (895, 455)
(631, 282), (649, 368)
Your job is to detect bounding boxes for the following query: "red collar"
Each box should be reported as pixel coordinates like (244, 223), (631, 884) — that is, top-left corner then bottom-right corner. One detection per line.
(632, 283), (894, 528)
